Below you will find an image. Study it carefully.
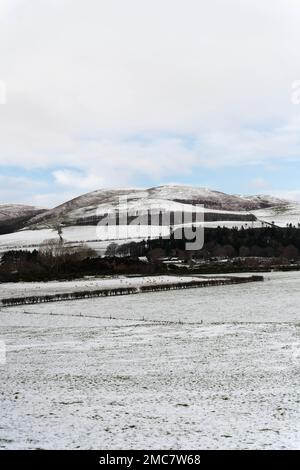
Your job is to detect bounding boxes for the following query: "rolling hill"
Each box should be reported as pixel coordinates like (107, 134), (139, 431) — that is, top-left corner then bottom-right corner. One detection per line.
(0, 204), (45, 235)
(0, 186), (299, 254)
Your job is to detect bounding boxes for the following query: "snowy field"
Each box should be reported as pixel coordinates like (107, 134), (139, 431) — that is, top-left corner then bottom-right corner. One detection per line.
(0, 275), (204, 302)
(0, 226), (166, 254)
(0, 271), (299, 449)
(0, 221), (266, 255)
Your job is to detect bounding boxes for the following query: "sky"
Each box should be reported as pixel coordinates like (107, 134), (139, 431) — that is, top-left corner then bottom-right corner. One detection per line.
(0, 0), (300, 208)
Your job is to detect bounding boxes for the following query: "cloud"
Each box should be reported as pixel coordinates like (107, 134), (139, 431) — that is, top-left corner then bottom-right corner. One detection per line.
(269, 190), (300, 203)
(0, 0), (300, 204)
(28, 191), (82, 208)
(0, 174), (45, 203)
(53, 170), (104, 190)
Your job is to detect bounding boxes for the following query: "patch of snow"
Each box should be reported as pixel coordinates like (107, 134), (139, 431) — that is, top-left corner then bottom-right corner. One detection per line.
(252, 203), (300, 227)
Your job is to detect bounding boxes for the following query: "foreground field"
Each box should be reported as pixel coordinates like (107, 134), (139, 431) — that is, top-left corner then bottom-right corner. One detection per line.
(0, 272), (299, 449)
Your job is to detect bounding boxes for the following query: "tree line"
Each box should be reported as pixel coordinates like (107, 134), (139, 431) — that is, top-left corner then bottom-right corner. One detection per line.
(107, 225), (300, 261)
(0, 226), (299, 282)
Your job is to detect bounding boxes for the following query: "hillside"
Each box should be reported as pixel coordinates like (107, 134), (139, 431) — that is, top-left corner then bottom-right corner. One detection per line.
(0, 186), (299, 254)
(0, 204), (45, 235)
(24, 185), (290, 228)
(252, 203), (300, 228)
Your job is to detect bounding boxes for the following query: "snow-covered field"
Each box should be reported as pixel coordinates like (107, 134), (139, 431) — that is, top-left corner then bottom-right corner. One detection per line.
(0, 275), (204, 301)
(0, 271), (299, 449)
(0, 221), (266, 255)
(0, 225), (178, 255)
(0, 225), (171, 254)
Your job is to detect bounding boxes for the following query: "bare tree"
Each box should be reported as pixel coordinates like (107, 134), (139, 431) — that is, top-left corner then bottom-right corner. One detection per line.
(40, 239), (96, 260)
(105, 242), (118, 257)
(45, 220), (64, 244)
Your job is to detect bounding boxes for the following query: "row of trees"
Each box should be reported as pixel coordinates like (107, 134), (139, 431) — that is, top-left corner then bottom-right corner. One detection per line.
(106, 226), (300, 261)
(0, 240), (165, 282)
(1, 226), (299, 282)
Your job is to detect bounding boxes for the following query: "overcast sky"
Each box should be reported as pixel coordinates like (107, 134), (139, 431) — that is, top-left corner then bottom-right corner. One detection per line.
(0, 0), (300, 207)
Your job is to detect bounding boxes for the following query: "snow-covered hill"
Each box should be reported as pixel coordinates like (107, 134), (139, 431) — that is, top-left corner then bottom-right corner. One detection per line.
(0, 204), (44, 221)
(0, 204), (45, 235)
(239, 194), (291, 208)
(252, 203), (300, 227)
(25, 185), (289, 228)
(0, 185), (298, 254)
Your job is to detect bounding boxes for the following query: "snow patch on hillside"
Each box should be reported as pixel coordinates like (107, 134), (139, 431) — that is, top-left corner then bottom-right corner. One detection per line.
(253, 203), (300, 227)
(0, 204), (43, 222)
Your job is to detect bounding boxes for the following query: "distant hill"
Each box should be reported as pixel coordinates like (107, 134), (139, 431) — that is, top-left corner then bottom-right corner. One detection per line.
(0, 204), (45, 235)
(0, 186), (299, 254)
(23, 185), (291, 228)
